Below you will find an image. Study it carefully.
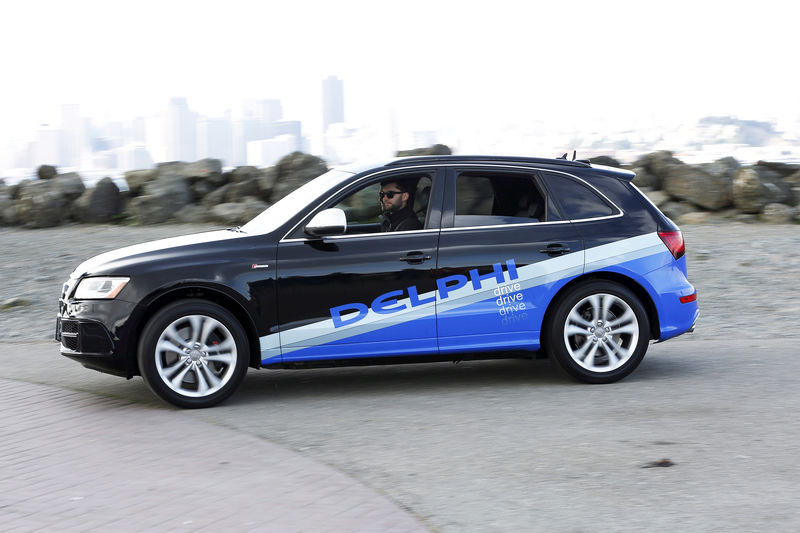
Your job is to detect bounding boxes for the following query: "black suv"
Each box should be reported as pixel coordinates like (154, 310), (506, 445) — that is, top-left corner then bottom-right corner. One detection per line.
(57, 155), (698, 408)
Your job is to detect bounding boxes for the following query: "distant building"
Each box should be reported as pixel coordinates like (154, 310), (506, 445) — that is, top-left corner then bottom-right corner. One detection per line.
(197, 117), (234, 164)
(60, 104), (84, 167)
(322, 76), (344, 132)
(247, 134), (298, 167)
(166, 97), (196, 161)
(34, 125), (61, 167)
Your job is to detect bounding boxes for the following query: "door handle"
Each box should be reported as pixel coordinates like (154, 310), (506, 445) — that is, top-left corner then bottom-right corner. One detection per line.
(400, 252), (432, 264)
(539, 243), (571, 256)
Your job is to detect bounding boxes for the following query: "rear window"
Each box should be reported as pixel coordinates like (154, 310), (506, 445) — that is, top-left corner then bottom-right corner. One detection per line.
(541, 172), (617, 220)
(455, 172), (558, 227)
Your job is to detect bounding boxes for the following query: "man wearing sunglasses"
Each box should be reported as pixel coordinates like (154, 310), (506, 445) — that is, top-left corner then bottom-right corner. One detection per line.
(379, 180), (423, 232)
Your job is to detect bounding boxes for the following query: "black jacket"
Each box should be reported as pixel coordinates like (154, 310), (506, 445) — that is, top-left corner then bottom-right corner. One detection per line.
(380, 206), (422, 232)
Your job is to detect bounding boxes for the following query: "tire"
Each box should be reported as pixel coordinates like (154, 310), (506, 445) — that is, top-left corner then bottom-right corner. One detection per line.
(545, 281), (650, 384)
(137, 299), (249, 408)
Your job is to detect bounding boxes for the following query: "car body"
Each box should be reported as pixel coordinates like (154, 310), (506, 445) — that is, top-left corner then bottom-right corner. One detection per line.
(56, 155), (699, 407)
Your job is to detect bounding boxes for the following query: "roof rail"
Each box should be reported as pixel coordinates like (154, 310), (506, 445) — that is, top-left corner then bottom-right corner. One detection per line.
(385, 155), (591, 168)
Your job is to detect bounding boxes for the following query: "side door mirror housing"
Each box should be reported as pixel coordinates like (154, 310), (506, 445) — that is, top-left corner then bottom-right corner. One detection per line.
(304, 208), (347, 237)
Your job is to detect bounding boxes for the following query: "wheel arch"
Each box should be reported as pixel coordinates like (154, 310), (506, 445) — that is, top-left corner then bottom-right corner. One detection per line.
(128, 284), (262, 374)
(542, 271), (660, 344)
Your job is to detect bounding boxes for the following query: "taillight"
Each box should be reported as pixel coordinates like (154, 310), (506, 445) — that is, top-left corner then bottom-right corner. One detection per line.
(658, 230), (685, 260)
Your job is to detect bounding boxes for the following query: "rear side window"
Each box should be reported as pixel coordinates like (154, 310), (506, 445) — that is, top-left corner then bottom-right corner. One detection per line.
(455, 172), (557, 227)
(542, 172), (617, 220)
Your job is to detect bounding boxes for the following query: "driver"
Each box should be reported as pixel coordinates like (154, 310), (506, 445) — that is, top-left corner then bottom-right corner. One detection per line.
(379, 180), (422, 232)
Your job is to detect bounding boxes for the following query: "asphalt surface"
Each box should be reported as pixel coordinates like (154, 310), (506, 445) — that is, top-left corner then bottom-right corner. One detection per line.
(3, 337), (799, 532)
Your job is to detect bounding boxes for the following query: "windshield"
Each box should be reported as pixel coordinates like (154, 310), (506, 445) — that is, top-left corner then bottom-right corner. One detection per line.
(240, 169), (354, 234)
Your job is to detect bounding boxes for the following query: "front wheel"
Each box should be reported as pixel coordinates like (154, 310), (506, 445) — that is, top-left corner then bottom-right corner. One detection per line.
(138, 300), (249, 408)
(545, 281), (650, 384)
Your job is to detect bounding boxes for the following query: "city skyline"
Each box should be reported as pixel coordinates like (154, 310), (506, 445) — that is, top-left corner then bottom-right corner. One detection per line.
(2, 1), (800, 175)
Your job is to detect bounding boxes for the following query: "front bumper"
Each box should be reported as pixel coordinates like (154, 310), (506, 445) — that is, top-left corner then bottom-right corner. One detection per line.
(56, 298), (139, 377)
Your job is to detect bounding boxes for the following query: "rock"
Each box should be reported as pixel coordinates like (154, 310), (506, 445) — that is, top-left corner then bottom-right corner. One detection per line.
(631, 167), (660, 189)
(632, 151), (684, 183)
(173, 204), (211, 224)
(677, 212), (718, 225)
(258, 167), (278, 200)
(127, 173), (192, 224)
(642, 189), (670, 207)
(230, 166), (261, 183)
(588, 156), (622, 168)
(0, 192), (18, 225)
(183, 159), (223, 185)
(15, 180), (66, 228)
(124, 169), (158, 197)
(209, 197), (269, 225)
(661, 164), (732, 211)
(1, 297), (32, 311)
(396, 144), (452, 156)
(228, 179), (261, 202)
(190, 180), (214, 203)
(201, 183), (232, 207)
(699, 157), (741, 181)
(37, 165), (58, 180)
(270, 152), (328, 202)
(760, 203), (794, 224)
(660, 201), (694, 221)
(72, 177), (123, 223)
(156, 161), (188, 177)
(754, 160), (800, 178)
(52, 172), (86, 202)
(732, 167), (793, 213)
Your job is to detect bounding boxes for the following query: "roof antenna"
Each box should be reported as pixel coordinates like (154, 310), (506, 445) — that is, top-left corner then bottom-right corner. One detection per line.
(557, 152), (568, 160)
(572, 150), (577, 161)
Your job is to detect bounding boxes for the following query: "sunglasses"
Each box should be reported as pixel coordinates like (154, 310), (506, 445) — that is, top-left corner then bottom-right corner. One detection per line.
(379, 190), (404, 199)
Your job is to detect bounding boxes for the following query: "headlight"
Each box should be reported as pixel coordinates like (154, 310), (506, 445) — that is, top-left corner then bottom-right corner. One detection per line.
(74, 277), (130, 299)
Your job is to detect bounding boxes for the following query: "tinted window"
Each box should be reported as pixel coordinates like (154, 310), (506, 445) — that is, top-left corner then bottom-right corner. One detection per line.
(542, 172), (616, 220)
(455, 172), (552, 227)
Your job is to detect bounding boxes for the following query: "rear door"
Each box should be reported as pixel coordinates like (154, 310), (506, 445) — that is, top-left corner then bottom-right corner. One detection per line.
(435, 166), (585, 354)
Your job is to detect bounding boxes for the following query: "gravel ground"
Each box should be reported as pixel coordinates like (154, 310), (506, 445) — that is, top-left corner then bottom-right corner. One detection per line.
(1, 222), (798, 343)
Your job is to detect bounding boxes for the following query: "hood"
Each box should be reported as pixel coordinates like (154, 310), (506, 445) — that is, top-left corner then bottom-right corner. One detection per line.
(71, 229), (246, 278)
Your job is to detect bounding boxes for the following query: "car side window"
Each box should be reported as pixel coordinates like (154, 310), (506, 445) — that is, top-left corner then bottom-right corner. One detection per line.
(330, 173), (433, 235)
(541, 172), (617, 220)
(454, 172), (553, 227)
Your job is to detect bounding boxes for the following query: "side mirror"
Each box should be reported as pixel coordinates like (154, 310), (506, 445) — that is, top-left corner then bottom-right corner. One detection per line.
(304, 208), (347, 237)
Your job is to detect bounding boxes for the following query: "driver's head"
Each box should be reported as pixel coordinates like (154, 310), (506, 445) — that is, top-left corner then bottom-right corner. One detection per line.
(379, 181), (409, 214)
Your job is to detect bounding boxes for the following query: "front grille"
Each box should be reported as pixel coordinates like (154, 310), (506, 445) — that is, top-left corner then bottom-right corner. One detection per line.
(62, 334), (79, 351)
(60, 320), (79, 334)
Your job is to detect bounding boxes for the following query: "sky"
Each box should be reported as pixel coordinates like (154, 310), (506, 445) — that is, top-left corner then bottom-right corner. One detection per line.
(1, 0), (798, 148)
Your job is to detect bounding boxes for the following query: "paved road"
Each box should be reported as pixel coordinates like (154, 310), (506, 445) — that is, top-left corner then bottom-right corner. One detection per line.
(3, 337), (799, 532)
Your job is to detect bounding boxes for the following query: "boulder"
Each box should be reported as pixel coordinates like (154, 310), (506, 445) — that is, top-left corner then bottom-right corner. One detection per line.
(52, 172), (86, 202)
(661, 164), (732, 211)
(15, 180), (67, 228)
(270, 152), (328, 202)
(37, 165), (58, 180)
(124, 169), (158, 197)
(760, 203), (794, 224)
(230, 166), (261, 183)
(209, 197), (269, 225)
(72, 177), (123, 223)
(396, 144), (452, 156)
(127, 173), (192, 224)
(201, 183), (232, 207)
(754, 161), (800, 178)
(632, 151), (684, 183)
(0, 192), (18, 225)
(183, 159), (224, 185)
(699, 157), (741, 181)
(173, 204), (211, 224)
(732, 167), (793, 213)
(677, 211), (718, 225)
(642, 189), (670, 207)
(228, 179), (261, 202)
(258, 167), (278, 200)
(631, 167), (660, 189)
(588, 156), (622, 168)
(659, 201), (694, 221)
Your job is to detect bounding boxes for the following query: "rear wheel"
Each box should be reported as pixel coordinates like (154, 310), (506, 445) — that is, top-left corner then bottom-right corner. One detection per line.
(138, 300), (249, 408)
(545, 281), (650, 383)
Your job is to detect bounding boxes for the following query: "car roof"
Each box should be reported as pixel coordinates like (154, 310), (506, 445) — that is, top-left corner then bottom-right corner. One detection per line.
(335, 155), (635, 181)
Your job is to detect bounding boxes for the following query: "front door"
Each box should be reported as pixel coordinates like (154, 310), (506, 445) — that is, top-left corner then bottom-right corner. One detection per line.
(276, 168), (443, 362)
